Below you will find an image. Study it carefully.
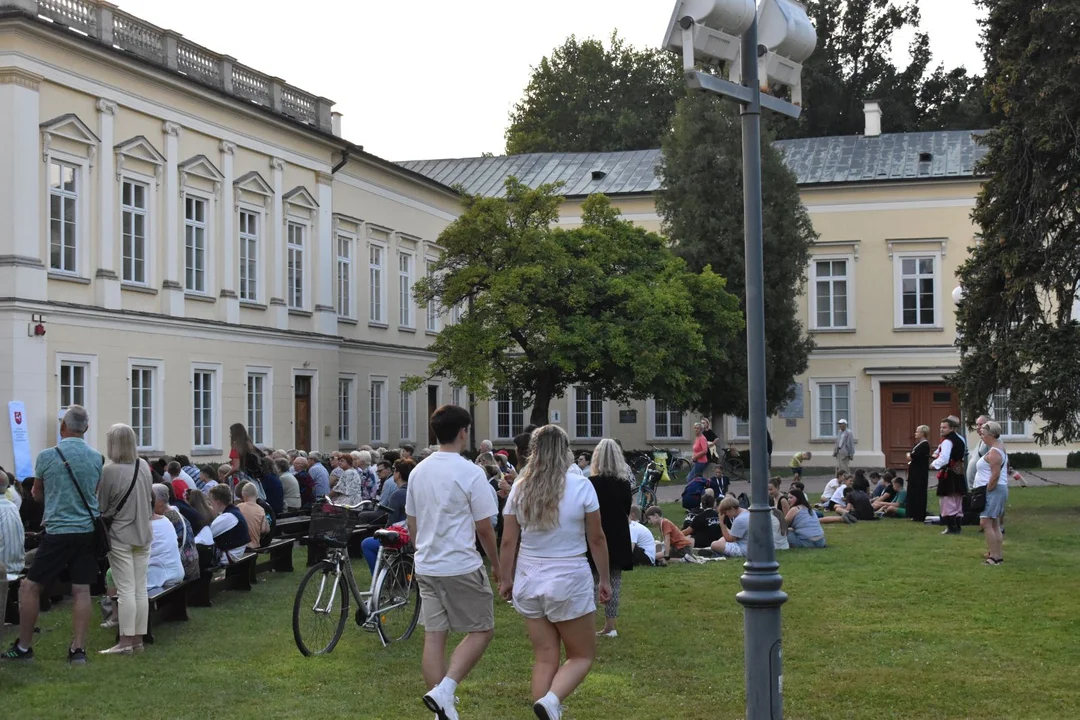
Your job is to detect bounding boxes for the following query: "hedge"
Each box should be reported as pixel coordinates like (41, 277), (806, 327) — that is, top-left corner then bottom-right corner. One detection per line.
(1008, 451), (1042, 469)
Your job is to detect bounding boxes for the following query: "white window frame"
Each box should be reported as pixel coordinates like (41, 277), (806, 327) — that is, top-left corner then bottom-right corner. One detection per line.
(398, 250), (414, 329)
(46, 154), (89, 276)
(988, 390), (1033, 441)
(369, 241), (386, 325)
(645, 399), (684, 441)
(571, 387), (606, 441)
(893, 250), (942, 329)
(451, 302), (464, 324)
(727, 416), (751, 442)
(128, 358), (164, 453)
(491, 391), (526, 441)
(191, 362), (223, 452)
(338, 374), (357, 445)
(809, 254), (855, 331)
(369, 376), (388, 444)
(56, 352), (97, 425)
(451, 386), (464, 409)
(183, 191), (213, 295)
(286, 219), (308, 310)
(238, 206), (262, 303)
(120, 174), (153, 286)
(425, 257), (440, 333)
(811, 378), (855, 441)
(245, 365), (273, 449)
(336, 232), (355, 319)
(399, 378), (415, 442)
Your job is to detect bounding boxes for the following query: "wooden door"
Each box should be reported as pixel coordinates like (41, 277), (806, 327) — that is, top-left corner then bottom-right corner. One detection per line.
(295, 375), (311, 451)
(881, 383), (960, 468)
(427, 386), (439, 446)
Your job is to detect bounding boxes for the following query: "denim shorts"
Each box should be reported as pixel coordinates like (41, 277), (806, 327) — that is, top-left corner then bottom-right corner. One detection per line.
(788, 533), (826, 549)
(981, 485), (1008, 519)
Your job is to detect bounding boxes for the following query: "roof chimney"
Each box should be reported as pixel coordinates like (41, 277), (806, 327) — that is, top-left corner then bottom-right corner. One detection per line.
(863, 101), (881, 138)
(331, 112), (343, 138)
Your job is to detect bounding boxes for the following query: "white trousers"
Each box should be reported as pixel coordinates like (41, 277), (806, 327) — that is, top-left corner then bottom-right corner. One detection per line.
(109, 542), (150, 637)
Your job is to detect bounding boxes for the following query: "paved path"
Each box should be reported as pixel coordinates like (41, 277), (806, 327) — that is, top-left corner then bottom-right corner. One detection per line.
(655, 468), (1080, 504)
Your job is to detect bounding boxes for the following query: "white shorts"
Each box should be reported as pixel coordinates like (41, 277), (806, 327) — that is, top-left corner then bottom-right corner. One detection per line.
(722, 540), (747, 558)
(512, 555), (595, 624)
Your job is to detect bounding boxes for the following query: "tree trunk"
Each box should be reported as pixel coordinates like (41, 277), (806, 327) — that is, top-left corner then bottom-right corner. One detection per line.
(530, 394), (551, 429)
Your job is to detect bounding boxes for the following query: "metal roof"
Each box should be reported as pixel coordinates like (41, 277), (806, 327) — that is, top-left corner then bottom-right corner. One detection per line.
(398, 130), (988, 197)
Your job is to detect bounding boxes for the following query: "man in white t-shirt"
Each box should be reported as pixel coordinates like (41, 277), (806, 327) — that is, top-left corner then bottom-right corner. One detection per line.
(627, 506), (656, 566)
(407, 405), (500, 720)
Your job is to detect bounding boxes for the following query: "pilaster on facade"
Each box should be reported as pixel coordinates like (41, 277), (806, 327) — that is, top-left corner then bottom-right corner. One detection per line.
(161, 121), (184, 318)
(95, 99), (121, 310)
(0, 66), (47, 303)
(314, 171), (336, 335)
(219, 140), (239, 324)
(270, 157), (287, 329)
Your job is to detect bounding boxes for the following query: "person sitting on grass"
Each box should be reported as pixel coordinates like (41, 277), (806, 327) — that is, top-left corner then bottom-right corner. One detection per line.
(682, 492), (722, 549)
(709, 496), (750, 558)
(820, 487), (859, 525)
(644, 506), (694, 565)
(768, 477), (790, 515)
(819, 472), (845, 506)
(784, 489), (826, 548)
(789, 451), (811, 481)
(627, 506), (656, 567)
(874, 477), (907, 518)
(869, 471), (888, 499)
(824, 472), (852, 511)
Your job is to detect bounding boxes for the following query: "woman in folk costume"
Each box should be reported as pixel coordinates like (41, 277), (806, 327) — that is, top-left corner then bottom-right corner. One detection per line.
(931, 416), (967, 534)
(906, 425), (931, 522)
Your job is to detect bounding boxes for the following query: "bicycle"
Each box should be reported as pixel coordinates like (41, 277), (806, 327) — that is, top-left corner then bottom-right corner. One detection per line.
(292, 502), (421, 656)
(719, 447), (746, 483)
(629, 456), (662, 509)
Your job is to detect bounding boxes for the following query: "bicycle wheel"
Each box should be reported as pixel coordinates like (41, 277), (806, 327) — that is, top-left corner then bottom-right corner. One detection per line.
(725, 457), (746, 482)
(642, 487), (657, 509)
(628, 454), (650, 475)
(374, 555), (421, 644)
(293, 561), (350, 656)
(668, 457), (692, 484)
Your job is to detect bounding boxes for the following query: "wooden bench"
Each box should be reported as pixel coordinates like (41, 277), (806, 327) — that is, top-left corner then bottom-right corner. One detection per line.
(250, 538), (295, 583)
(5, 575), (63, 624)
(187, 552), (258, 607)
(117, 580), (191, 645)
(277, 515), (310, 539)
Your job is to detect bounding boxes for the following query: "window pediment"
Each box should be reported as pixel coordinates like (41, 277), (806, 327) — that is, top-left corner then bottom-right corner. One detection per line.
(283, 185), (318, 220)
(114, 135), (166, 183)
(40, 113), (100, 166)
(235, 170), (273, 209)
(179, 155), (224, 198)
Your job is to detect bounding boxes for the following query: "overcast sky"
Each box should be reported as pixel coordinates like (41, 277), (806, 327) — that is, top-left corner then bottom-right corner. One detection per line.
(116, 0), (986, 162)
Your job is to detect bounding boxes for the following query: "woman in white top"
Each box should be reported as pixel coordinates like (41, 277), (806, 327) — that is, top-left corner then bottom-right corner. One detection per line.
(147, 485), (185, 594)
(974, 420), (1009, 565)
(499, 425), (611, 720)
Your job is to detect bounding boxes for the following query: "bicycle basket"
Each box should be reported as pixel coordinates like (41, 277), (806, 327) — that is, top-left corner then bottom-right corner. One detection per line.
(308, 503), (361, 545)
(652, 450), (669, 464)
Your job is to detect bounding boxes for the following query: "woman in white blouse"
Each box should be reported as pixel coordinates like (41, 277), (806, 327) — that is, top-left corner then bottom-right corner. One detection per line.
(499, 425), (611, 720)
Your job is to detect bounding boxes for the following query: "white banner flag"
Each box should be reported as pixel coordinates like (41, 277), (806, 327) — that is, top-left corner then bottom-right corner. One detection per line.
(8, 401), (34, 481)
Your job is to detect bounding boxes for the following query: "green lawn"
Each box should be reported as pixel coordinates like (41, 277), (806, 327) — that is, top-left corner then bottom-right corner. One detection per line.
(4, 488), (1080, 719)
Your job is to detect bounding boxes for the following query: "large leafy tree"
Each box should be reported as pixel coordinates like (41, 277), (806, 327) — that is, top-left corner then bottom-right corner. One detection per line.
(657, 95), (817, 420)
(951, 0), (1080, 444)
(504, 33), (682, 154)
(410, 180), (743, 426)
(763, 0), (992, 139)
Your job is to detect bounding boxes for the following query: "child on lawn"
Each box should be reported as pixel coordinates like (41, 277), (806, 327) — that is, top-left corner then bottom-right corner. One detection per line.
(789, 451), (811, 481)
(644, 506), (695, 565)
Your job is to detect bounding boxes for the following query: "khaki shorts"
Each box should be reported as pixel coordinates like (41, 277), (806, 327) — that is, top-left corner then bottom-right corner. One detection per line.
(416, 567), (494, 633)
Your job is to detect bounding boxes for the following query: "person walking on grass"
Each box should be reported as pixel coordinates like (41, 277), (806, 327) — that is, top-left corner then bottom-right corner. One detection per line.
(499, 425), (611, 720)
(586, 439), (632, 639)
(408, 405), (500, 720)
(2, 406), (101, 665)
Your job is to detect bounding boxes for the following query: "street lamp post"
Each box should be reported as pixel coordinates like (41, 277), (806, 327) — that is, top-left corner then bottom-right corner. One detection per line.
(663, 2), (816, 718)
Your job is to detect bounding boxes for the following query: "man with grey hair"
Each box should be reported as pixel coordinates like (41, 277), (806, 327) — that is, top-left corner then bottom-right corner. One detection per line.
(3, 406), (102, 664)
(479, 439), (493, 454)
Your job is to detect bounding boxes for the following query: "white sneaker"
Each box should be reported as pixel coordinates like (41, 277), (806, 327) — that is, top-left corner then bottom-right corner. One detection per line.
(423, 686), (459, 720)
(596, 629), (618, 638)
(533, 695), (563, 720)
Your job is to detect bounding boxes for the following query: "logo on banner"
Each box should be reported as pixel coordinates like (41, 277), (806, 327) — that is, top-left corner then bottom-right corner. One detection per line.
(14, 411), (22, 425)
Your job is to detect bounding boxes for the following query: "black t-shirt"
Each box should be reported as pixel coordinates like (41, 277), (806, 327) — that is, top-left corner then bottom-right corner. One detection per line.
(690, 508), (723, 548)
(703, 429), (718, 461)
(848, 490), (876, 521)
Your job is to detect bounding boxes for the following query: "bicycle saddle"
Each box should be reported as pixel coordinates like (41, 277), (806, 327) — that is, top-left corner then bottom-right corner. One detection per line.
(373, 529), (402, 545)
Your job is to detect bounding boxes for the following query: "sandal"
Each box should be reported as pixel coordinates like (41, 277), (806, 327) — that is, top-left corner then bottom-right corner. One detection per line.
(983, 557), (1002, 565)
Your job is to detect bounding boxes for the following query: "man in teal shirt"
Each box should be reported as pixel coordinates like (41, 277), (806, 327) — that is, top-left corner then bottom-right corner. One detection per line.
(2, 405), (102, 665)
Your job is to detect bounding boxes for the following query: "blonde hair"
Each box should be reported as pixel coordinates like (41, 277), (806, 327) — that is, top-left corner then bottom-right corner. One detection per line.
(719, 496), (741, 513)
(982, 420), (1003, 438)
(513, 425), (572, 531)
(106, 423), (138, 465)
(916, 425), (930, 438)
(590, 438), (630, 481)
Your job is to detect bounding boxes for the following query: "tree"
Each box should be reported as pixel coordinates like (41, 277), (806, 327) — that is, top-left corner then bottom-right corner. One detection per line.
(409, 180), (743, 426)
(950, 0), (1080, 444)
(504, 33), (683, 154)
(657, 94), (817, 420)
(772, 0), (992, 139)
